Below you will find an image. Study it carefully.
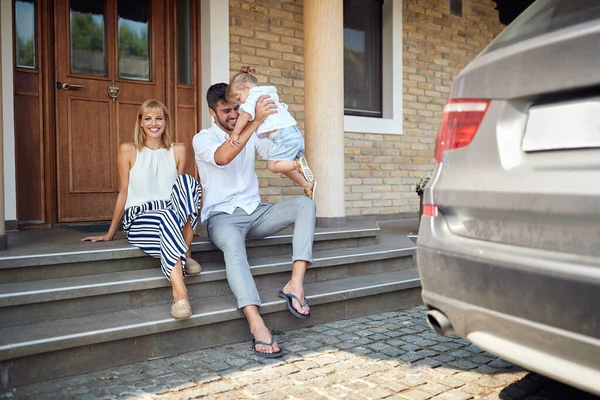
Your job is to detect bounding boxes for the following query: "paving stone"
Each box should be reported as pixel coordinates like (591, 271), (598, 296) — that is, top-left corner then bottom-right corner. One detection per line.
(0, 308), (584, 400)
(382, 347), (403, 357)
(369, 334), (390, 341)
(430, 344), (453, 352)
(402, 344), (423, 352)
(385, 331), (405, 338)
(368, 342), (393, 352)
(475, 376), (506, 389)
(205, 380), (236, 394)
(400, 352), (427, 363)
(402, 336), (438, 347)
(284, 344), (307, 352)
(441, 342), (466, 349)
(434, 354), (456, 363)
(351, 347), (374, 356)
(419, 382), (450, 396)
(446, 359), (478, 370)
(459, 382), (488, 396)
(487, 358), (515, 369)
(412, 358), (443, 368)
(292, 360), (319, 370)
(433, 389), (474, 400)
(174, 387), (210, 399)
(461, 345), (484, 354)
(288, 370), (318, 382)
(438, 375), (468, 389)
(398, 389), (433, 400)
(355, 337), (375, 345)
(369, 387), (396, 399)
(401, 374), (426, 387)
(336, 342), (360, 350)
(242, 383), (274, 395)
(469, 354), (496, 365)
(452, 371), (481, 383)
(380, 381), (410, 393)
(448, 350), (473, 359)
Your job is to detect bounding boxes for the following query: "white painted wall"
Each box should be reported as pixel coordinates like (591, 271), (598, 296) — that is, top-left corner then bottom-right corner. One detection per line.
(1, 0), (16, 221)
(200, 0), (230, 129)
(344, 0), (403, 135)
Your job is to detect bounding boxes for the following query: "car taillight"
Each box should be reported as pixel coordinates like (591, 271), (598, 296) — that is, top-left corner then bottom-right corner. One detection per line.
(434, 99), (490, 163)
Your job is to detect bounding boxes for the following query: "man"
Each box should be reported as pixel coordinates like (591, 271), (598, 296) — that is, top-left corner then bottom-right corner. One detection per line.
(193, 83), (316, 357)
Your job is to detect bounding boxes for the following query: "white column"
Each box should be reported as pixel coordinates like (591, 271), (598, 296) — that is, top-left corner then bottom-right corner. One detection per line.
(304, 0), (346, 227)
(1, 0), (15, 230)
(200, 0), (230, 129)
(0, 4), (7, 248)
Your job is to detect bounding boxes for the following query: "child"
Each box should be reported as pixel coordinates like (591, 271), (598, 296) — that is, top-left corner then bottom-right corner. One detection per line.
(226, 66), (316, 199)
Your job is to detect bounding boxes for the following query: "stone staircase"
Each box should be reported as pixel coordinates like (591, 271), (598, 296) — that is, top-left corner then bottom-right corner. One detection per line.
(0, 221), (420, 389)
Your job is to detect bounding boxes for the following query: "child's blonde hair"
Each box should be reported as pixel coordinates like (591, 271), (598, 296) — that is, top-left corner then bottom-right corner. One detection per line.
(133, 99), (173, 151)
(226, 65), (259, 102)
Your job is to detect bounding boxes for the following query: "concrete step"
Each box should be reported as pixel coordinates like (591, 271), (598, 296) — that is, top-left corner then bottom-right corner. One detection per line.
(0, 224), (380, 283)
(0, 240), (415, 327)
(0, 220), (421, 389)
(0, 268), (421, 388)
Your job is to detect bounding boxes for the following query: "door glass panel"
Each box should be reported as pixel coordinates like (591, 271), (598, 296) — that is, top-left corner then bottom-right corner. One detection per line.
(177, 0), (192, 85)
(15, 0), (36, 69)
(70, 0), (106, 76)
(118, 0), (150, 81)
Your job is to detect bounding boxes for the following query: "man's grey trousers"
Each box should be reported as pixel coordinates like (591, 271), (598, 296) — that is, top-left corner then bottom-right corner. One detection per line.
(206, 196), (316, 309)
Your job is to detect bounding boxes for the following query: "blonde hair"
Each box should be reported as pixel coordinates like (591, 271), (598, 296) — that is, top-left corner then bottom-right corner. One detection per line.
(226, 65), (259, 102)
(133, 99), (173, 151)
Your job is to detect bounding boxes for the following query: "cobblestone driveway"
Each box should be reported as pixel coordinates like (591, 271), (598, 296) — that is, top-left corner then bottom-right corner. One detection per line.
(1, 306), (598, 400)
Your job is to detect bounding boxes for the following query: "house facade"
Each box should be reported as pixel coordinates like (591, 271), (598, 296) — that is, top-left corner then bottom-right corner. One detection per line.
(0, 0), (512, 243)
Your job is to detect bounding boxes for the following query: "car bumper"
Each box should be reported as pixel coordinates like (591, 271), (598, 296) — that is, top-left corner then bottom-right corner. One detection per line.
(417, 215), (600, 395)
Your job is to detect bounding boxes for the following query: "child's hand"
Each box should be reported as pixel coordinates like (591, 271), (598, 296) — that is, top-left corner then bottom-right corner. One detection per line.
(225, 136), (241, 147)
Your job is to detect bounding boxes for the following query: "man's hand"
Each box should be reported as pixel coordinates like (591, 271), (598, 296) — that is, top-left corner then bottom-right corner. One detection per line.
(255, 95), (278, 124)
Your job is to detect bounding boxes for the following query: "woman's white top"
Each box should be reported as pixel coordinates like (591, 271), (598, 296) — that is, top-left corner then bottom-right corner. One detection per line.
(125, 145), (178, 210)
(239, 86), (297, 134)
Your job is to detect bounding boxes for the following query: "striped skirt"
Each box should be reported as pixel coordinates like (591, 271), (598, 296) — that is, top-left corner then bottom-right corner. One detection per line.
(122, 174), (201, 280)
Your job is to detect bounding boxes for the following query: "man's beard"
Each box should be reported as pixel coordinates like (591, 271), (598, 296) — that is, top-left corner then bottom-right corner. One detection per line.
(215, 115), (236, 132)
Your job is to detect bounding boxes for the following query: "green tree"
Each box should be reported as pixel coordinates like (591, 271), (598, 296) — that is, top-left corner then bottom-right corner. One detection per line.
(119, 23), (148, 58)
(71, 12), (104, 52)
(17, 37), (35, 67)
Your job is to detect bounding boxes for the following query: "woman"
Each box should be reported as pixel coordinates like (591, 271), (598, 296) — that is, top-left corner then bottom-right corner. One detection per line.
(82, 99), (201, 320)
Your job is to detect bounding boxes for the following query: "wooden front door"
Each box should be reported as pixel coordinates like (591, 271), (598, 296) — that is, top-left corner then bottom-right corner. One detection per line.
(55, 0), (166, 222)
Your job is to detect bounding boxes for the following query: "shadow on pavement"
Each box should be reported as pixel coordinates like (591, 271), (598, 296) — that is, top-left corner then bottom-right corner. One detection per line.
(499, 373), (600, 400)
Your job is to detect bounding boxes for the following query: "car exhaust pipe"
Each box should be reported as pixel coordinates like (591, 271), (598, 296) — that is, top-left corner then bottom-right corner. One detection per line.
(426, 309), (454, 336)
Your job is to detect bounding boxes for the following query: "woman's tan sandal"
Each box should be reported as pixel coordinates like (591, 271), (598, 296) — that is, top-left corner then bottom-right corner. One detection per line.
(171, 299), (192, 319)
(296, 156), (314, 182)
(304, 181), (317, 200)
(184, 258), (201, 275)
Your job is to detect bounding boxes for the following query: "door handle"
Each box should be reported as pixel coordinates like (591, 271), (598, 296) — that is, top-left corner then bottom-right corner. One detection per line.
(57, 82), (84, 90)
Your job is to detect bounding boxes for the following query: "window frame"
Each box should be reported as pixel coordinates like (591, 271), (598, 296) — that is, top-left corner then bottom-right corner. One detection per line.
(343, 0), (383, 118)
(13, 0), (38, 70)
(344, 0), (403, 135)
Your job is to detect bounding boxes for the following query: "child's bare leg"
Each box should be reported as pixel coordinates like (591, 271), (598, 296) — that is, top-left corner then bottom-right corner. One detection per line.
(268, 159), (298, 174)
(283, 169), (310, 189)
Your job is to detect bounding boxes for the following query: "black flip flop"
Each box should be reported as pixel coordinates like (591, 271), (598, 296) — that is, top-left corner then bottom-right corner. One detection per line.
(252, 336), (283, 358)
(278, 290), (311, 320)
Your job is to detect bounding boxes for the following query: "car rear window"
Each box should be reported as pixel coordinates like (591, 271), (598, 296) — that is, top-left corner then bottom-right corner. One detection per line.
(484, 0), (600, 53)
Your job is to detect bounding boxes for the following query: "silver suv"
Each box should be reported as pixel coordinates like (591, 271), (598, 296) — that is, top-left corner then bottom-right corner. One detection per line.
(416, 0), (600, 395)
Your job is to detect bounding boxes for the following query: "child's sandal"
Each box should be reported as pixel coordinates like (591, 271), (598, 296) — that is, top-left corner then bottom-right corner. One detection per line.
(296, 157), (314, 182)
(304, 181), (317, 200)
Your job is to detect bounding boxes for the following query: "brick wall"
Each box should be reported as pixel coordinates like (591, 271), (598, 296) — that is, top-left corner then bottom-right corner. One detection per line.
(228, 0), (506, 215)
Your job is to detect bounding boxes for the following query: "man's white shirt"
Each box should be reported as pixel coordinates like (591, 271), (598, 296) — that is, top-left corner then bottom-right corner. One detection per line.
(193, 124), (271, 223)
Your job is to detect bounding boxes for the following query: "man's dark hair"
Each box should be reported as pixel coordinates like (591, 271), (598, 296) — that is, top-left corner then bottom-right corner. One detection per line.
(207, 83), (228, 111)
